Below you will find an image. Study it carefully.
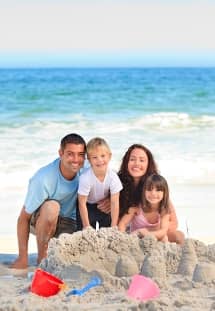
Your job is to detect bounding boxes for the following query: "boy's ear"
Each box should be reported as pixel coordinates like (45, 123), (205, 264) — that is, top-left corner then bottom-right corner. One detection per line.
(109, 152), (112, 159)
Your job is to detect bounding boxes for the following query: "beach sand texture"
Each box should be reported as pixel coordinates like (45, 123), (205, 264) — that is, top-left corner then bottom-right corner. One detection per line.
(0, 227), (215, 311)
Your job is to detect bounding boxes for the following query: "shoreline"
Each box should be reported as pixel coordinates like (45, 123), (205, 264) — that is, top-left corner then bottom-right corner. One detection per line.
(0, 235), (37, 255)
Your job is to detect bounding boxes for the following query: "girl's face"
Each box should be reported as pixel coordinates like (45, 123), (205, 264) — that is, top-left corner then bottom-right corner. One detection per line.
(128, 148), (149, 183)
(145, 187), (164, 208)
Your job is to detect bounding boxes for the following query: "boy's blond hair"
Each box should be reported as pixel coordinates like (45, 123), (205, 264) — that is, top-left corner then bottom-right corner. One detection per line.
(87, 137), (111, 155)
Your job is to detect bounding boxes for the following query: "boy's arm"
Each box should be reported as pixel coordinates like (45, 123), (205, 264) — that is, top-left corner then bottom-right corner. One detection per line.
(110, 192), (120, 227)
(78, 195), (90, 228)
(118, 206), (137, 232)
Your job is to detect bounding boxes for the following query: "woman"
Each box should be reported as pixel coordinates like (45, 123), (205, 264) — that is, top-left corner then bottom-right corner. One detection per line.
(118, 144), (184, 245)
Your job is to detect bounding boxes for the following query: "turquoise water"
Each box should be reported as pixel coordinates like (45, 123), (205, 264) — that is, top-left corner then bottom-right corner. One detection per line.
(0, 67), (215, 237)
(1, 68), (215, 125)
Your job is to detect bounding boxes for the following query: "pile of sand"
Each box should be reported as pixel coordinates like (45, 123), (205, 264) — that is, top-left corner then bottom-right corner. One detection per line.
(0, 227), (215, 310)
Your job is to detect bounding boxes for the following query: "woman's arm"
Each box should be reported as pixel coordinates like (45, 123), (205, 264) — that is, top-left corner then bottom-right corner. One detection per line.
(97, 197), (111, 214)
(118, 207), (137, 232)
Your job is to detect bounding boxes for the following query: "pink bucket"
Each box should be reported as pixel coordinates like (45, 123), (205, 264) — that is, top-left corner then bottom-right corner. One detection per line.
(127, 274), (160, 301)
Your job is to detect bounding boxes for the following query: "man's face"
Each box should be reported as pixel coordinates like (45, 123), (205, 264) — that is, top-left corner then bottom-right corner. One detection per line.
(59, 143), (85, 179)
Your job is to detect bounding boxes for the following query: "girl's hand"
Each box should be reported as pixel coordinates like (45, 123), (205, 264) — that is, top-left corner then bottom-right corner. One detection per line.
(140, 228), (149, 236)
(131, 230), (139, 236)
(133, 228), (149, 237)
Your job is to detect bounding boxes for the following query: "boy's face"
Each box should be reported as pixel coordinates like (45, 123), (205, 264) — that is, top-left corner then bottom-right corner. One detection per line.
(88, 146), (111, 174)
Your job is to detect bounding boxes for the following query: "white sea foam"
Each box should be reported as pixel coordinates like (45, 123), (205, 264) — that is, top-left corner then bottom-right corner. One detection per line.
(1, 113), (215, 184)
(0, 112), (214, 237)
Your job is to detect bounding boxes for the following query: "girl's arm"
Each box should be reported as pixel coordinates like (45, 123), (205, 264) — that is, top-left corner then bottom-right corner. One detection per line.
(110, 192), (120, 227)
(78, 194), (90, 228)
(118, 207), (137, 232)
(168, 199), (178, 231)
(138, 213), (170, 241)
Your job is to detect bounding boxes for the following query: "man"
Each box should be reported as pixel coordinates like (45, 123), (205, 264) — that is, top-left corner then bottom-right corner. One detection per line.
(11, 133), (86, 269)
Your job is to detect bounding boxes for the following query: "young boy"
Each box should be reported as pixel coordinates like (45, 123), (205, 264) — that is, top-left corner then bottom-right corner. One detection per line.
(77, 137), (122, 230)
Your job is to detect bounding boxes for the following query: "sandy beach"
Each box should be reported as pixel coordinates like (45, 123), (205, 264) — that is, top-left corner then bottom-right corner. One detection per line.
(0, 227), (215, 311)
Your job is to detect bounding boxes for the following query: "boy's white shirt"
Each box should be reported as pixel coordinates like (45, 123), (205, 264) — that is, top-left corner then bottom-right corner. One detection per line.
(78, 166), (122, 204)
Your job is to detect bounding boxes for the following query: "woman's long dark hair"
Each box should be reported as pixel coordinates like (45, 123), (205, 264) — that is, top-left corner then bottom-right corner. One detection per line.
(118, 144), (158, 218)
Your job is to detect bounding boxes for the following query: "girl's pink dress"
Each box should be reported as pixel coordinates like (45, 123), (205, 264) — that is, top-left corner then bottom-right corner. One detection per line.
(130, 207), (160, 232)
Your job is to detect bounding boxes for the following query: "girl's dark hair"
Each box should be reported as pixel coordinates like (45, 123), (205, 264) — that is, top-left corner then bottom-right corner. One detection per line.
(118, 144), (158, 218)
(142, 174), (170, 214)
(60, 133), (86, 152)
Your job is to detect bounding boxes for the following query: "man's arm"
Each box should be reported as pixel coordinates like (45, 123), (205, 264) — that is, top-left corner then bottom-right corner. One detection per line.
(10, 207), (31, 269)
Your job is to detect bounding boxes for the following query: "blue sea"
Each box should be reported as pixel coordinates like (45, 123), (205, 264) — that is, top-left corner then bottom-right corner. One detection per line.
(1, 67), (215, 241)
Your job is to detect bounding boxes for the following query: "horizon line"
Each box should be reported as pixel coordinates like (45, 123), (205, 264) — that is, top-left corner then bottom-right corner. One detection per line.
(1, 65), (215, 69)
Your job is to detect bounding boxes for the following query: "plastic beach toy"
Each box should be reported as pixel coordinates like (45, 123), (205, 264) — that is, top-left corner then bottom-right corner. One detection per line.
(30, 268), (65, 297)
(66, 276), (102, 296)
(127, 274), (160, 301)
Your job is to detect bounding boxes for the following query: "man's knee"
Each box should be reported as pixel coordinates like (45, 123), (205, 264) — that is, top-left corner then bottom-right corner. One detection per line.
(39, 200), (60, 223)
(32, 200), (60, 235)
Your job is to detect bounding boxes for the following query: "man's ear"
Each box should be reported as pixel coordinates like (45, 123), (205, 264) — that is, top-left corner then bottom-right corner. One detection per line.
(58, 148), (63, 157)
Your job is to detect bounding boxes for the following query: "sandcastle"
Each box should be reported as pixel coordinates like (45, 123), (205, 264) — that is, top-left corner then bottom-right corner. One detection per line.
(40, 227), (215, 288)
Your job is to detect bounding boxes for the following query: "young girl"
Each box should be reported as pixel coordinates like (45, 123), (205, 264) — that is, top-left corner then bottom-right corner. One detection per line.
(118, 174), (170, 242)
(77, 137), (122, 230)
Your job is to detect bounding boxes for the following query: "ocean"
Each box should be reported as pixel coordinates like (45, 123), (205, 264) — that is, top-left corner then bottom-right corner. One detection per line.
(0, 67), (215, 242)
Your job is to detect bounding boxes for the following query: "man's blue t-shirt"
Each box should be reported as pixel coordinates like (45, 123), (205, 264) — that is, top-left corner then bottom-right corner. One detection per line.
(24, 158), (79, 220)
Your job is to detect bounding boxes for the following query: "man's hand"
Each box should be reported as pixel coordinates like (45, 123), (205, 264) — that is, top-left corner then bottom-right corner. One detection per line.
(97, 197), (111, 214)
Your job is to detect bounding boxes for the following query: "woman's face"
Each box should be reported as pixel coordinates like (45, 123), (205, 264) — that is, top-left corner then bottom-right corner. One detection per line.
(127, 148), (149, 183)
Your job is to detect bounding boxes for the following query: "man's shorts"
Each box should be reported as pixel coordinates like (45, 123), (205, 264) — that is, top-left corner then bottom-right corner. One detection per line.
(30, 208), (77, 238)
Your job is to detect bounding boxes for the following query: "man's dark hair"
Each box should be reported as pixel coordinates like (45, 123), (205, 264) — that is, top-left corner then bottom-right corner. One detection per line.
(60, 133), (86, 152)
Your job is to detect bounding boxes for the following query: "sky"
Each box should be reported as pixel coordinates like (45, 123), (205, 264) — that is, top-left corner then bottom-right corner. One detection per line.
(0, 0), (215, 67)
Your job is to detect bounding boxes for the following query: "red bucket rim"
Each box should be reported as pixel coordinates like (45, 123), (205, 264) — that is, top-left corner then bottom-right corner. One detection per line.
(30, 268), (64, 297)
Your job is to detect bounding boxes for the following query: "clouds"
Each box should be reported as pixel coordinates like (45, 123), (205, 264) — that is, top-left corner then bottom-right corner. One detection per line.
(1, 0), (215, 52)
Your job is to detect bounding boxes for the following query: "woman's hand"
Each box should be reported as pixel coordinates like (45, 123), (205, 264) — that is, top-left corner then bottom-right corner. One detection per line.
(97, 197), (111, 214)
